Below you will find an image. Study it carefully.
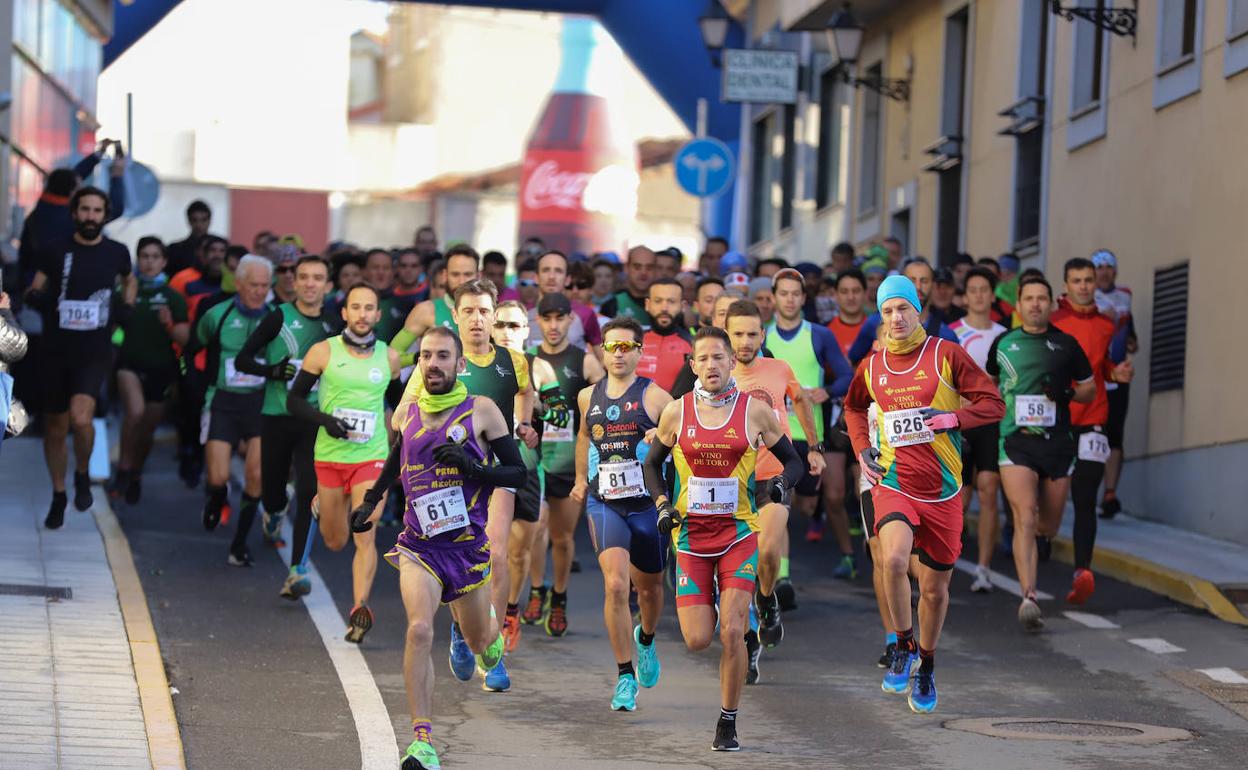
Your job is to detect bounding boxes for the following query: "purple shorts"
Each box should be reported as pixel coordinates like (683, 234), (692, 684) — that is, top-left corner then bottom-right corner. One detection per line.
(385, 531), (492, 605)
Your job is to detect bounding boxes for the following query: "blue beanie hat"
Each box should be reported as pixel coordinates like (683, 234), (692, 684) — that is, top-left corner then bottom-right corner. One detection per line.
(877, 275), (921, 313)
(719, 250), (749, 276)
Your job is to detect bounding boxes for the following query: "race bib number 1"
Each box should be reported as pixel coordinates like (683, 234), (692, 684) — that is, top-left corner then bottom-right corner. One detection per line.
(224, 357), (266, 389)
(882, 408), (934, 448)
(687, 476), (738, 516)
(598, 460), (643, 499)
(333, 407), (377, 444)
(58, 300), (100, 331)
(1078, 431), (1111, 463)
(1015, 395), (1057, 427)
(413, 487), (469, 537)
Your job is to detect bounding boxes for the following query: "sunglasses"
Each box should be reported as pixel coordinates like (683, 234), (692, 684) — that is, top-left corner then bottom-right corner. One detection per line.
(602, 340), (642, 354)
(493, 321), (526, 330)
(517, 278), (538, 288)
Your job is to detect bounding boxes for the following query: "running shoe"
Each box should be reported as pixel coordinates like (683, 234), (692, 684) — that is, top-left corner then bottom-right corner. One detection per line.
(401, 738), (440, 770)
(831, 554), (858, 580)
(805, 516), (824, 543)
(1099, 495), (1122, 520)
(970, 565), (993, 593)
(279, 565), (311, 601)
(611, 674), (639, 711)
(261, 508), (285, 548)
(744, 629), (762, 685)
(882, 647), (916, 694)
(756, 590), (783, 648)
(503, 612), (521, 654)
(203, 499), (224, 531)
(774, 578), (797, 612)
(712, 717), (740, 751)
(571, 559), (582, 573)
(73, 472), (93, 512)
(124, 475), (142, 506)
(877, 641), (897, 669)
(448, 623), (475, 682)
(106, 469), (129, 500)
(1036, 535), (1052, 563)
(1066, 568), (1096, 605)
(544, 601), (568, 637)
(908, 669), (938, 713)
(634, 626), (661, 688)
(1018, 595), (1044, 631)
(479, 658), (511, 693)
(45, 493), (68, 530)
(345, 605), (374, 644)
(521, 586), (548, 625)
(227, 545), (253, 568)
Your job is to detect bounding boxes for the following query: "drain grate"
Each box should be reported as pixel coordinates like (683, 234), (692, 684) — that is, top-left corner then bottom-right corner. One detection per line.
(944, 717), (1196, 745)
(0, 583), (72, 600)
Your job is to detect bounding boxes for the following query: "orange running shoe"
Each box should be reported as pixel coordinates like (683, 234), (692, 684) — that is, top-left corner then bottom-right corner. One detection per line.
(1066, 568), (1096, 605)
(521, 586), (548, 625)
(503, 612), (521, 654)
(545, 602), (568, 637)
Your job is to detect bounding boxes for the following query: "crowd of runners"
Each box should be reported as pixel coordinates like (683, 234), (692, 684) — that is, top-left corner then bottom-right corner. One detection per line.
(11, 190), (1138, 769)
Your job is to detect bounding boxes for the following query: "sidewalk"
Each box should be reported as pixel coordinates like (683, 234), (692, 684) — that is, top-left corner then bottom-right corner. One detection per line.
(0, 437), (183, 769)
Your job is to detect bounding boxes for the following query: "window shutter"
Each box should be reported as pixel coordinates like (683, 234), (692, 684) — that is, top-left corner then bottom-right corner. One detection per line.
(1149, 262), (1189, 393)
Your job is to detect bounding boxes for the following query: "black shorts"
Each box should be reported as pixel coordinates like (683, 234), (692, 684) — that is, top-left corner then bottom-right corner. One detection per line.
(203, 391), (264, 446)
(512, 467), (543, 523)
(859, 488), (876, 541)
(791, 441), (822, 497)
(961, 423), (1000, 483)
(1106, 384), (1129, 449)
(999, 432), (1074, 481)
(41, 348), (112, 413)
(119, 364), (176, 403)
(544, 472), (575, 500)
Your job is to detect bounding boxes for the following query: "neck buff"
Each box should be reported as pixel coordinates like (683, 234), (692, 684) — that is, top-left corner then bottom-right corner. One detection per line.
(138, 272), (168, 290)
(342, 327), (377, 351)
(232, 295), (269, 319)
(693, 377), (739, 408)
(418, 379), (468, 414)
(885, 324), (927, 355)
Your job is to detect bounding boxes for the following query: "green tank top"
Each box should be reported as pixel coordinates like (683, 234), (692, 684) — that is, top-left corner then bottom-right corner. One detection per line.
(198, 299), (274, 406)
(433, 295), (457, 331)
(374, 293), (407, 343)
(262, 304), (333, 416)
(459, 345), (520, 429)
(765, 320), (825, 442)
(314, 336), (391, 463)
(533, 344), (588, 477)
(611, 291), (651, 326)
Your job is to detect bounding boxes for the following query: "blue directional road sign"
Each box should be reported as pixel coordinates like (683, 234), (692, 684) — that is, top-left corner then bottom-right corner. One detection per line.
(674, 138), (734, 199)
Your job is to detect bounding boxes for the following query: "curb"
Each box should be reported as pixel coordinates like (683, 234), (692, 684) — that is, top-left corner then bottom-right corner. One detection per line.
(965, 513), (1248, 627)
(93, 487), (188, 770)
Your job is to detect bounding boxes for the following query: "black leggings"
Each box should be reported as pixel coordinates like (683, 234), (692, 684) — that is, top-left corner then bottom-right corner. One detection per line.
(1070, 458), (1105, 570)
(260, 415), (319, 567)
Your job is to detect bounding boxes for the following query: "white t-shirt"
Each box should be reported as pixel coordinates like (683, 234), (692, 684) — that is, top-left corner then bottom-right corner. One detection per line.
(949, 318), (1007, 372)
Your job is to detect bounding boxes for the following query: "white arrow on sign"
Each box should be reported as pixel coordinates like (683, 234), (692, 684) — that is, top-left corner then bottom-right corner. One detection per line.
(681, 152), (727, 194)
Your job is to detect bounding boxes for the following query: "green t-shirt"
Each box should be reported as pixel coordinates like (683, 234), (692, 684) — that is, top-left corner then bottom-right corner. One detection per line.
(314, 336), (392, 464)
(986, 326), (1093, 440)
(261, 304), (336, 416)
(119, 280), (187, 371)
(196, 299), (274, 406)
(374, 293), (408, 344)
(433, 295), (457, 331)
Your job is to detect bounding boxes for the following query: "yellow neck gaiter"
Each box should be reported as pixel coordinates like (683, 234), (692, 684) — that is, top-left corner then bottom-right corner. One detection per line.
(885, 324), (927, 355)
(417, 379), (468, 414)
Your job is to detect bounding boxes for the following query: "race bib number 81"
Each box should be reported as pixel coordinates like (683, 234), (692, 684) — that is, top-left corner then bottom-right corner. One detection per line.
(598, 460), (643, 499)
(882, 408), (934, 448)
(413, 487), (469, 537)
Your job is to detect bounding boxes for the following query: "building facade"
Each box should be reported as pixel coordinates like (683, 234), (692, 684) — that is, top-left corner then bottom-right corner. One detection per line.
(732, 0), (1247, 543)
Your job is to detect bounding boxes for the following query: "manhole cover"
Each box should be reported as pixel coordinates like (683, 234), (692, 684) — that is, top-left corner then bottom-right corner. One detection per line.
(944, 717), (1196, 745)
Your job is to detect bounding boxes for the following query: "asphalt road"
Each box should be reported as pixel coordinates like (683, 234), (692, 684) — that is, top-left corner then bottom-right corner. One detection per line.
(109, 445), (1248, 770)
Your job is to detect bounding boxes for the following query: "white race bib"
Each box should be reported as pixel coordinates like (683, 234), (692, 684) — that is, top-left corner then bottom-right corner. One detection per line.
(598, 460), (644, 499)
(57, 300), (101, 331)
(224, 357), (266, 389)
(1078, 431), (1111, 463)
(542, 422), (573, 443)
(882, 408), (934, 448)
(286, 358), (317, 391)
(686, 476), (738, 516)
(413, 486), (469, 537)
(1015, 395), (1057, 427)
(333, 407), (377, 444)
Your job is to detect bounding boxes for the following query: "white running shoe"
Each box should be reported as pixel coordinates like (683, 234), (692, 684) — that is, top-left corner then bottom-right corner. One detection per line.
(970, 566), (993, 593)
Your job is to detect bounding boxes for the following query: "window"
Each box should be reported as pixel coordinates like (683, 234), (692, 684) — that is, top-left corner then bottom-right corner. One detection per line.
(1018, 0), (1049, 97)
(1155, 0), (1204, 107)
(1072, 1), (1107, 111)
(749, 106), (795, 244)
(815, 70), (848, 209)
(889, 208), (910, 255)
(1011, 1), (1048, 248)
(940, 8), (969, 139)
(1233, 0), (1248, 38)
(1150, 262), (1190, 393)
(1160, 0), (1199, 68)
(1227, 0), (1248, 76)
(857, 63), (883, 217)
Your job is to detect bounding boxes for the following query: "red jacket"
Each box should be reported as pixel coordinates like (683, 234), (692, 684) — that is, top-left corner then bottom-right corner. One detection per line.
(1051, 298), (1116, 426)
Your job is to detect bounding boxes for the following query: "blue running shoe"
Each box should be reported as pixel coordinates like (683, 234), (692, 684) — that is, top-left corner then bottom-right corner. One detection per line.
(611, 674), (638, 711)
(634, 627), (661, 688)
(480, 657), (511, 692)
(831, 554), (858, 580)
(448, 623), (475, 682)
(278, 565), (311, 601)
(882, 647), (916, 694)
(908, 669), (937, 713)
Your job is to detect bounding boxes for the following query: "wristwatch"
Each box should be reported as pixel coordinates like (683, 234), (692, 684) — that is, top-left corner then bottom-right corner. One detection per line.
(810, 442), (825, 454)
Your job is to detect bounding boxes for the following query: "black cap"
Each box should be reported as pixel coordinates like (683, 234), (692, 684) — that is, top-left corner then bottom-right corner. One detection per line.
(657, 246), (683, 259)
(537, 292), (572, 316)
(934, 267), (954, 285)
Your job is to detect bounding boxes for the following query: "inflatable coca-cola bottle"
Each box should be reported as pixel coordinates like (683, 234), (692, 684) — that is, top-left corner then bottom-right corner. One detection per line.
(517, 17), (639, 255)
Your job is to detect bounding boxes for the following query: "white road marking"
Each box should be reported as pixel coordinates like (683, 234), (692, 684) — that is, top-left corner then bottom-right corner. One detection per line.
(954, 559), (1054, 600)
(1128, 638), (1185, 654)
(278, 520), (398, 768)
(1063, 611), (1120, 629)
(1197, 667), (1248, 685)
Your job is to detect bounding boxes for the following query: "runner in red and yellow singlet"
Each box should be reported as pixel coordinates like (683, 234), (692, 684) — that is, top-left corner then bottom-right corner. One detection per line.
(643, 327), (807, 753)
(843, 276), (1003, 715)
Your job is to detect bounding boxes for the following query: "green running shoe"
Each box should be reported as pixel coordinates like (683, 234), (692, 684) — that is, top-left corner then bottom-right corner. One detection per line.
(401, 738), (440, 770)
(475, 633), (505, 673)
(634, 626), (661, 688)
(611, 674), (639, 711)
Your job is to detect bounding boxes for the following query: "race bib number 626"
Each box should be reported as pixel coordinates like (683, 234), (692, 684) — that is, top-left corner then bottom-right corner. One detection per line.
(882, 408), (934, 448)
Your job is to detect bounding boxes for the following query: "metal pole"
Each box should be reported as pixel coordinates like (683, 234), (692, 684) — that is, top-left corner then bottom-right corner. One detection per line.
(696, 97), (709, 237)
(126, 92), (133, 154)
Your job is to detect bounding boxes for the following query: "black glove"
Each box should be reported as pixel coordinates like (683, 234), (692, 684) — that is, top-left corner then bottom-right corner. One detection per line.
(267, 356), (297, 381)
(859, 447), (886, 476)
(1041, 375), (1075, 407)
(432, 442), (476, 476)
(766, 474), (793, 507)
(657, 500), (683, 537)
(321, 415), (351, 440)
(350, 497), (379, 533)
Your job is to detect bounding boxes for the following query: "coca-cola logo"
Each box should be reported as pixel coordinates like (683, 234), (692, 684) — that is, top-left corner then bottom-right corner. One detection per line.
(523, 161), (592, 210)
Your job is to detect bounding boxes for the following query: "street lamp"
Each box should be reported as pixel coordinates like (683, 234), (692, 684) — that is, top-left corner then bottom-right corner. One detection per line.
(825, 4), (910, 102)
(699, 1), (730, 68)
